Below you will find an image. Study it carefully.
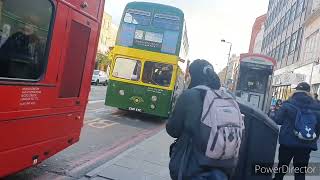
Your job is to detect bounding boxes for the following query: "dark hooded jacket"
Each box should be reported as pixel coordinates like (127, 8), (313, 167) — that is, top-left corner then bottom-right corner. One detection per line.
(274, 92), (320, 150)
(166, 60), (231, 180)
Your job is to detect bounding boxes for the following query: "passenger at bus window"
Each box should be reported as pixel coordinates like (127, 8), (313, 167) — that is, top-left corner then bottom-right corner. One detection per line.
(155, 67), (172, 87)
(0, 23), (41, 79)
(0, 24), (11, 47)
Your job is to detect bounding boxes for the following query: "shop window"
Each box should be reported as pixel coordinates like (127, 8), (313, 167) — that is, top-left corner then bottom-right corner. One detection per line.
(289, 32), (298, 55)
(289, 3), (297, 23)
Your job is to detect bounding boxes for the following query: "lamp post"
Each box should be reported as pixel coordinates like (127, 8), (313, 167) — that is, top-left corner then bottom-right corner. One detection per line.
(221, 39), (232, 87)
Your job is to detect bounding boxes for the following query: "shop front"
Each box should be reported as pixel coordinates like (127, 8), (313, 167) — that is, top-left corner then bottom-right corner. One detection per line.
(271, 62), (317, 101)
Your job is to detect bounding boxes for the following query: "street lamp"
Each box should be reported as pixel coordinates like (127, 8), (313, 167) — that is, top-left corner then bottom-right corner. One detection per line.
(221, 39), (233, 87)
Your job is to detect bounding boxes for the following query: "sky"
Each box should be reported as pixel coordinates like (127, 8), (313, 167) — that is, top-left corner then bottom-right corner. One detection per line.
(104, 0), (269, 72)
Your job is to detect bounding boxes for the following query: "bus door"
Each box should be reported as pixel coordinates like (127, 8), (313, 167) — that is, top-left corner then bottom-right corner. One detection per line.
(54, 9), (98, 108)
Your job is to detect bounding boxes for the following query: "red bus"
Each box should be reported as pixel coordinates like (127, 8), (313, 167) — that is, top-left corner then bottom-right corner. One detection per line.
(0, 0), (105, 177)
(233, 53), (276, 112)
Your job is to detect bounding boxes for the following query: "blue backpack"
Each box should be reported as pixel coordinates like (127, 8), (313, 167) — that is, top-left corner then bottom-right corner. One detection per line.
(289, 103), (317, 141)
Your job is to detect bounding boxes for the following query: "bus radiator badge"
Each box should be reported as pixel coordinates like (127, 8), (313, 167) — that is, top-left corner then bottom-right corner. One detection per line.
(130, 96), (144, 104)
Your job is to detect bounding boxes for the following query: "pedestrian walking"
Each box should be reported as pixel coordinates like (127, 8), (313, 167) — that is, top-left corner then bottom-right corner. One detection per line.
(269, 99), (283, 119)
(273, 82), (320, 180)
(271, 96), (277, 106)
(167, 59), (244, 180)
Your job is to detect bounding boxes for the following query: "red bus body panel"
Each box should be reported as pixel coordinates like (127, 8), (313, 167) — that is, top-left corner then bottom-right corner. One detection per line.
(0, 0), (105, 177)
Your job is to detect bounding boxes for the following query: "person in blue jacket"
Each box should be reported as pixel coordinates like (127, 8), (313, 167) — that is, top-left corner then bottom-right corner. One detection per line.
(273, 82), (320, 180)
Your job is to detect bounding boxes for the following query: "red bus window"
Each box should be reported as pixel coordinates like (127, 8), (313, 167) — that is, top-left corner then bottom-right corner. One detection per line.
(0, 0), (53, 80)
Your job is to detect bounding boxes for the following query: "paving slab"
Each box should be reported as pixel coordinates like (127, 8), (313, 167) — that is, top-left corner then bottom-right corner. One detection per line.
(86, 130), (173, 180)
(85, 130), (320, 180)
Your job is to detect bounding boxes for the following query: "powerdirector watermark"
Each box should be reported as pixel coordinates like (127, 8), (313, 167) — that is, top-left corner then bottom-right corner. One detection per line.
(252, 163), (320, 176)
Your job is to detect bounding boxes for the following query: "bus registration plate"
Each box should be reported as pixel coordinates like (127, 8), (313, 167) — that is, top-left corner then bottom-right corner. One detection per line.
(129, 107), (143, 112)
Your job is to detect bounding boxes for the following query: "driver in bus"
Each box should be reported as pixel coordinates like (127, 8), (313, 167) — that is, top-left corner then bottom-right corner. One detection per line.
(155, 66), (172, 87)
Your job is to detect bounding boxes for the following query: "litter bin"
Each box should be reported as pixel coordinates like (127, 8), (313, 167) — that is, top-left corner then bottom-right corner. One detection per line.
(231, 100), (279, 180)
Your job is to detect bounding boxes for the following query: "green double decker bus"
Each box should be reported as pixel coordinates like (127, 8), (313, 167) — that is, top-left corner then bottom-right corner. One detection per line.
(105, 2), (189, 118)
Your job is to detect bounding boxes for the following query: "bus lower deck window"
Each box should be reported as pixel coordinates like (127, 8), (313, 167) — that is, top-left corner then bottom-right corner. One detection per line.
(0, 0), (53, 80)
(142, 62), (173, 87)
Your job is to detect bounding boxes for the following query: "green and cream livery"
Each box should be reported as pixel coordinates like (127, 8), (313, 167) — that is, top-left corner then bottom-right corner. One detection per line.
(105, 2), (189, 118)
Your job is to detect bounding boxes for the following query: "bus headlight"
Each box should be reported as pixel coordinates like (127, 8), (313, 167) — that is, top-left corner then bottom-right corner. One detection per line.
(119, 90), (125, 96)
(150, 104), (156, 110)
(151, 96), (157, 102)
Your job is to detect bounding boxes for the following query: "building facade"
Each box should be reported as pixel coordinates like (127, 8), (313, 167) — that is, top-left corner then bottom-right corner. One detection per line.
(97, 12), (118, 54)
(249, 14), (267, 53)
(299, 0), (320, 95)
(218, 67), (227, 86)
(223, 54), (240, 90)
(96, 12), (118, 70)
(262, 0), (310, 100)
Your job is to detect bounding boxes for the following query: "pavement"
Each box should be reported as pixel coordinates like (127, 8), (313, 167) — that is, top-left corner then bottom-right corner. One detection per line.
(85, 130), (173, 180)
(84, 130), (320, 180)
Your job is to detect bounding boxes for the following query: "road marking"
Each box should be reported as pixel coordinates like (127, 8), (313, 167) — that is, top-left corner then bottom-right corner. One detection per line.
(87, 108), (113, 113)
(85, 118), (120, 129)
(88, 100), (105, 104)
(84, 118), (101, 124)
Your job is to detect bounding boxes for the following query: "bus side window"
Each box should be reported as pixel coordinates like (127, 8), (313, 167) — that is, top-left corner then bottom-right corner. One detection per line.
(0, 0), (53, 80)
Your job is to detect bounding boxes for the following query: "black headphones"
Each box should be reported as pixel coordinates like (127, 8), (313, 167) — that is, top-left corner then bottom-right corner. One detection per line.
(203, 65), (214, 75)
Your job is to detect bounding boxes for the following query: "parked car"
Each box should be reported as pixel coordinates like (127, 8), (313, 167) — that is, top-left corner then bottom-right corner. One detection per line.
(92, 70), (108, 86)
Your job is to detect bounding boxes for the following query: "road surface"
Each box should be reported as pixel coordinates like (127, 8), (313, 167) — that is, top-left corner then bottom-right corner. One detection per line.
(5, 85), (165, 179)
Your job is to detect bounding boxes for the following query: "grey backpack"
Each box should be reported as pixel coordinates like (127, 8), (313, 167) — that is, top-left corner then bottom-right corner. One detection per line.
(195, 86), (244, 160)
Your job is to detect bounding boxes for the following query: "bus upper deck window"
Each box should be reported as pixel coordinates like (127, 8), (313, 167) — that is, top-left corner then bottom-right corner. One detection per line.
(142, 62), (173, 87)
(113, 58), (141, 81)
(124, 9), (151, 26)
(0, 0), (53, 81)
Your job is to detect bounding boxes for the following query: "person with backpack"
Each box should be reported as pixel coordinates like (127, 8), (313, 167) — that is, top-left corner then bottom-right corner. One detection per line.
(273, 82), (320, 180)
(166, 59), (244, 180)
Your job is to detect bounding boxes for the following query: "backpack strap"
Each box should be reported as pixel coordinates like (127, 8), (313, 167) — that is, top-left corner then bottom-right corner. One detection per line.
(201, 97), (216, 123)
(285, 103), (303, 118)
(286, 102), (300, 111)
(201, 90), (221, 123)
